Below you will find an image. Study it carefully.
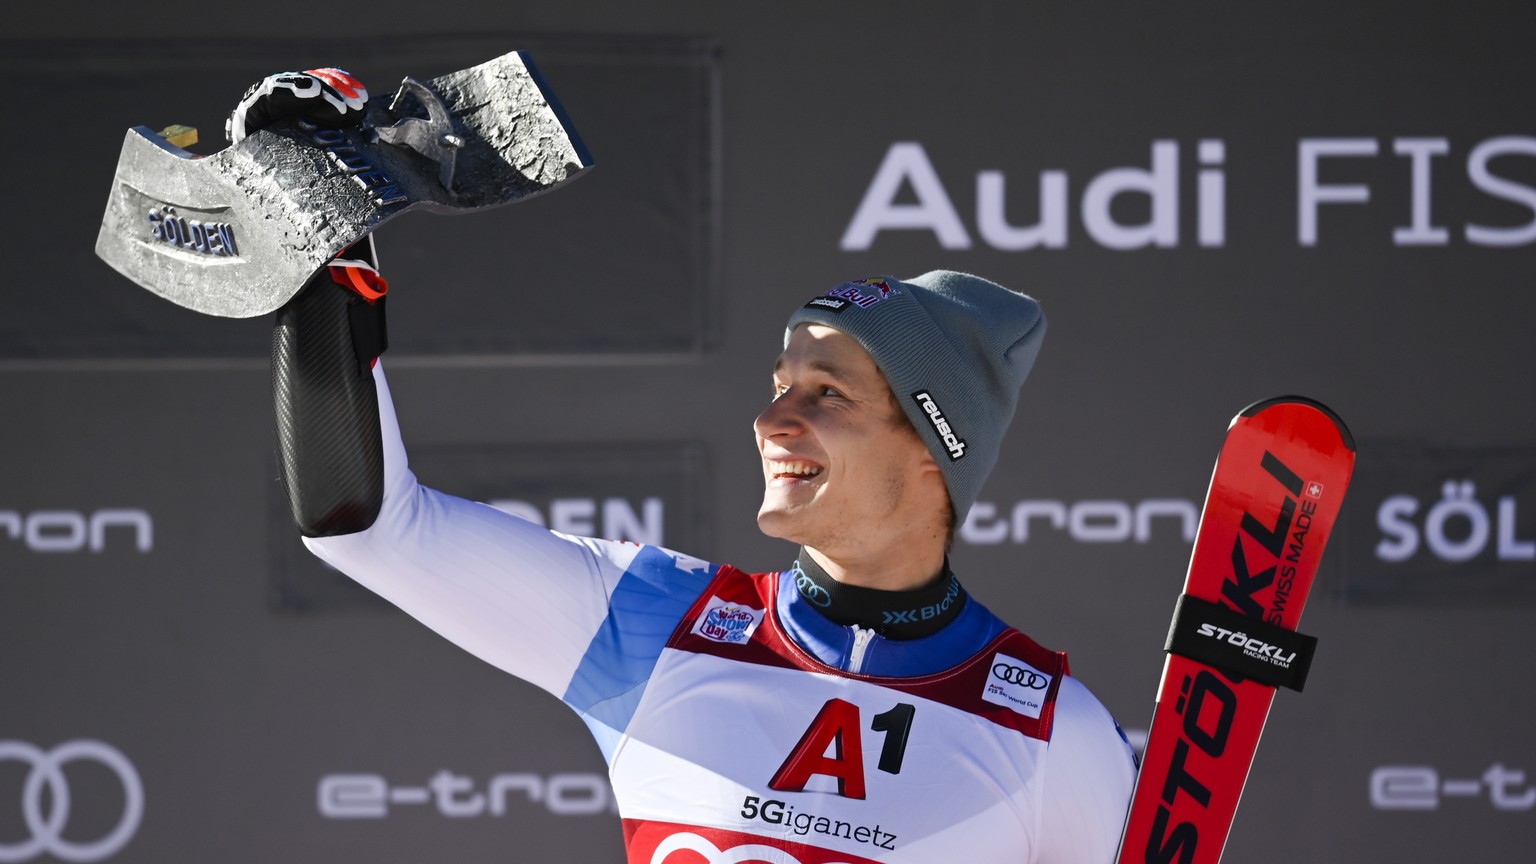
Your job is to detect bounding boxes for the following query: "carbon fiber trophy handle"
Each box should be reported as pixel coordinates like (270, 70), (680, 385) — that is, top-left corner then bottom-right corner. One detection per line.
(272, 274), (384, 537)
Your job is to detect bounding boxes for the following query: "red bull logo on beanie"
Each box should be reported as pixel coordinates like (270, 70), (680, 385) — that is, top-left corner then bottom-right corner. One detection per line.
(857, 277), (900, 299)
(814, 278), (902, 311)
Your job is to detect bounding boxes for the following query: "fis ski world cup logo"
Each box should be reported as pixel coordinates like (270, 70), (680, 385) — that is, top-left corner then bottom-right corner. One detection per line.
(981, 653), (1053, 719)
(691, 595), (765, 645)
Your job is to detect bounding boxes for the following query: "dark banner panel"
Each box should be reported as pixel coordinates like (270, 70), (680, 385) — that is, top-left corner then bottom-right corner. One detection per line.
(0, 33), (717, 358)
(1339, 443), (1535, 604)
(269, 440), (710, 612)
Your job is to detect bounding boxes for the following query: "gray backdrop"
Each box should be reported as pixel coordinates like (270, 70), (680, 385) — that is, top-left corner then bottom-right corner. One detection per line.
(3, 2), (1534, 862)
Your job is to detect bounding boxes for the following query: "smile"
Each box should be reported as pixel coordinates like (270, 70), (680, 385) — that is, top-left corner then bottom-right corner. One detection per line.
(765, 460), (823, 480)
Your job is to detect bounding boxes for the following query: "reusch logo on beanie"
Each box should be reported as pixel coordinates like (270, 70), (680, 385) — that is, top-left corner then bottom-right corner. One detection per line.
(785, 271), (1045, 521)
(912, 390), (967, 461)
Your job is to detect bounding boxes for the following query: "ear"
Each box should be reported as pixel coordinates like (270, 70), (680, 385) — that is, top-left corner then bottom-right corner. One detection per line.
(914, 449), (944, 475)
(903, 423), (942, 473)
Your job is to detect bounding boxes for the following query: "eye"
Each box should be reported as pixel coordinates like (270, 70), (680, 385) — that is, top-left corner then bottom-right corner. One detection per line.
(768, 382), (844, 400)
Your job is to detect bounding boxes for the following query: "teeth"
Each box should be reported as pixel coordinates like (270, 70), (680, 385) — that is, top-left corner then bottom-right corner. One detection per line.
(767, 460), (822, 477)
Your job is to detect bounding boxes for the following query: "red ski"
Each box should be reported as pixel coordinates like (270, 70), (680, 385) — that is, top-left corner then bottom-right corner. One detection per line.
(1115, 397), (1356, 864)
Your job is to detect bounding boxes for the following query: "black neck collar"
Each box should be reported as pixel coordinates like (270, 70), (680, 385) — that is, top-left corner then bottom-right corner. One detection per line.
(790, 548), (967, 640)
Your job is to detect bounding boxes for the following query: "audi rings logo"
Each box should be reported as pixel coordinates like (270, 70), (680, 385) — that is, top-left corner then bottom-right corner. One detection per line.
(991, 663), (1050, 690)
(0, 740), (143, 863)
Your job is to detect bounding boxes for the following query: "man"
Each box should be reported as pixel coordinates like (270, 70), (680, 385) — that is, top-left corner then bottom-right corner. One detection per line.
(246, 69), (1136, 864)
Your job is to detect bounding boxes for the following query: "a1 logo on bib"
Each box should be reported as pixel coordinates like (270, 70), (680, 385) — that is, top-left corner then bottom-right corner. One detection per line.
(982, 653), (1053, 718)
(691, 595), (766, 645)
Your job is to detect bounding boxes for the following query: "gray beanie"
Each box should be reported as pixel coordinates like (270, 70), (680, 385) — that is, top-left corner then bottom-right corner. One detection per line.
(784, 271), (1045, 522)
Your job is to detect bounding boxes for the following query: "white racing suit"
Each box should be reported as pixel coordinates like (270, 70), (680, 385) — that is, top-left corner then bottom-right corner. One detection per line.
(306, 365), (1138, 864)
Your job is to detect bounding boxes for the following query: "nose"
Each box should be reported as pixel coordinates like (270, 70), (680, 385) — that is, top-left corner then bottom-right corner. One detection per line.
(753, 389), (802, 442)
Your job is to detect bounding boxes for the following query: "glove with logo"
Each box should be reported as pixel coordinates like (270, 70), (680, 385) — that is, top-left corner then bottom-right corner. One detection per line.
(224, 66), (379, 271)
(226, 67), (369, 144)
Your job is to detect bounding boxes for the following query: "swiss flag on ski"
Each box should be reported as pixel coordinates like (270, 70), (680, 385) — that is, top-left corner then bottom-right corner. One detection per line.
(1115, 396), (1356, 864)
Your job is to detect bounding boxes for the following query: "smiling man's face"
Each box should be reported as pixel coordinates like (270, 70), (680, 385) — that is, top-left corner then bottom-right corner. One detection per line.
(753, 324), (945, 561)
